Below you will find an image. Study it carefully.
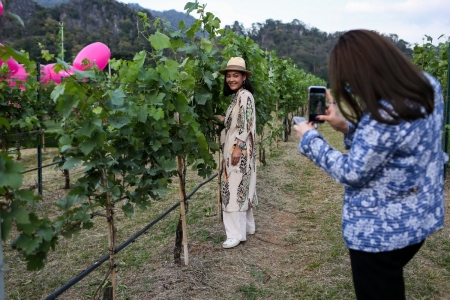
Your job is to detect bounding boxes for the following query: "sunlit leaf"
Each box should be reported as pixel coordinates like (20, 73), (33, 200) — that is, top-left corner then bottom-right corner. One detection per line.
(149, 32), (172, 51)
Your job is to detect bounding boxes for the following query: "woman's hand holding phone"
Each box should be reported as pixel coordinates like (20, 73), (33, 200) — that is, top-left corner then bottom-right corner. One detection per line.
(293, 117), (315, 141)
(315, 90), (349, 133)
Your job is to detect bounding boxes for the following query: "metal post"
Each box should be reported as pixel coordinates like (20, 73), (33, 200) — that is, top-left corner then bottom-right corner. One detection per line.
(37, 143), (43, 196)
(0, 225), (5, 300)
(37, 61), (43, 195)
(60, 22), (64, 61)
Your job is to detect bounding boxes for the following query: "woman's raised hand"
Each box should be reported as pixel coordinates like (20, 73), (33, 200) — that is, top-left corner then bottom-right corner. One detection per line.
(316, 90), (348, 133)
(212, 115), (225, 124)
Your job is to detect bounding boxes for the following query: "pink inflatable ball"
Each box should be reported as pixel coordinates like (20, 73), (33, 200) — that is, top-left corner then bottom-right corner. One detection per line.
(0, 1), (3, 16)
(73, 42), (111, 71)
(8, 81), (26, 91)
(0, 57), (19, 74)
(10, 64), (28, 81)
(41, 63), (62, 84)
(0, 43), (20, 74)
(9, 64), (28, 91)
(6, 57), (20, 73)
(58, 65), (76, 78)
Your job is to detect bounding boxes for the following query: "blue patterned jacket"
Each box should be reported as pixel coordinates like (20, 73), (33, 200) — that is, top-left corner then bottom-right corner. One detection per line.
(298, 73), (447, 252)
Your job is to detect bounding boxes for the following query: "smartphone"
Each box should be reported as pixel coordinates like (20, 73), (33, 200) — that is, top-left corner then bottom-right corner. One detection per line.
(293, 116), (307, 125)
(308, 86), (327, 123)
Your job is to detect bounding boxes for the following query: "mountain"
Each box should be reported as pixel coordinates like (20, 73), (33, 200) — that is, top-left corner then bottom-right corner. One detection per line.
(235, 19), (413, 81)
(33, 0), (68, 7)
(0, 0), (155, 61)
(0, 0), (198, 62)
(0, 0), (413, 81)
(127, 3), (196, 29)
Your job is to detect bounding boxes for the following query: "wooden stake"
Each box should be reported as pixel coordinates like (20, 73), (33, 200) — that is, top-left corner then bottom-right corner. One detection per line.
(217, 148), (222, 223)
(64, 169), (70, 189)
(42, 132), (46, 152)
(101, 169), (116, 300)
(259, 134), (262, 167)
(176, 156), (189, 265)
(175, 113), (189, 265)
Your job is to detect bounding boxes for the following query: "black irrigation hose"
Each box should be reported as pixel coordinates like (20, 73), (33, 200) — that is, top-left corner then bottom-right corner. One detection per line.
(20, 160), (65, 174)
(43, 132), (268, 299)
(115, 202), (180, 253)
(45, 150), (262, 298)
(185, 173), (218, 200)
(44, 202), (180, 300)
(44, 172), (221, 299)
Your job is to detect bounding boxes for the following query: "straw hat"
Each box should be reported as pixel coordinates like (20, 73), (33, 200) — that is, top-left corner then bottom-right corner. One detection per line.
(219, 57), (253, 76)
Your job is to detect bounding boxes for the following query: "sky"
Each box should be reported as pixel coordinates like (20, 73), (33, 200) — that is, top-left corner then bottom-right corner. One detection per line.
(127, 0), (449, 46)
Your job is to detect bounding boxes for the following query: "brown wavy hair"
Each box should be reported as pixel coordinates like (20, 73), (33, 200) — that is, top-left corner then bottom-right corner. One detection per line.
(328, 30), (434, 124)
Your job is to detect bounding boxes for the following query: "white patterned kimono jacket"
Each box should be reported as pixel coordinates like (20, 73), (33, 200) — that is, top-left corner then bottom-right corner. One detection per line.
(220, 88), (257, 212)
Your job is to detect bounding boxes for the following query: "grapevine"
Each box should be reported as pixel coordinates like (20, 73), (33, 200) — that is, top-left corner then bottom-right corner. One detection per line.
(0, 0), (334, 289)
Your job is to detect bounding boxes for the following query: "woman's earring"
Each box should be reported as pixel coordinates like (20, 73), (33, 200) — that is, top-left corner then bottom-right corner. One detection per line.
(243, 80), (246, 85)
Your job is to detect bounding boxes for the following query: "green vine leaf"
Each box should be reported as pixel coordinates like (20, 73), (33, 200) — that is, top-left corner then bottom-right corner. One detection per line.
(12, 205), (31, 225)
(108, 116), (131, 129)
(122, 203), (135, 217)
(50, 84), (66, 103)
(184, 2), (199, 15)
(61, 157), (81, 170)
(149, 32), (172, 51)
(108, 86), (126, 106)
(200, 38), (213, 53)
(0, 152), (25, 189)
(0, 117), (10, 129)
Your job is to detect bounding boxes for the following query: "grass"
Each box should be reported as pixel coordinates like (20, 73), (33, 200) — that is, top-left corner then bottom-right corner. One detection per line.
(236, 283), (269, 300)
(3, 122), (450, 299)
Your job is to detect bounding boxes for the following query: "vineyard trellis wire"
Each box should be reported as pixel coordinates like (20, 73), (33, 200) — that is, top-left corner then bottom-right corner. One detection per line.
(1, 129), (67, 194)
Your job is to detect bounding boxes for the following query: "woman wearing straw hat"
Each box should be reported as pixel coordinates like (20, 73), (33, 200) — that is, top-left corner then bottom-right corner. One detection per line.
(215, 57), (258, 249)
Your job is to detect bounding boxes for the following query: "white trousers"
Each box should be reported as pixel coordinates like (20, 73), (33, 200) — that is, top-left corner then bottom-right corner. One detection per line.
(223, 208), (255, 241)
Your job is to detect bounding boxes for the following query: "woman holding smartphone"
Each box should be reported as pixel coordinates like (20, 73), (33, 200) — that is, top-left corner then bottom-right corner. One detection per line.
(294, 30), (447, 299)
(214, 57), (257, 249)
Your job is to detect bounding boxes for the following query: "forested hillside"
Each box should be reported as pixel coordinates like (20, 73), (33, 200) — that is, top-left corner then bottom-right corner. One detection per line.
(33, 0), (68, 6)
(0, 0), (414, 81)
(0, 0), (154, 61)
(240, 19), (413, 81)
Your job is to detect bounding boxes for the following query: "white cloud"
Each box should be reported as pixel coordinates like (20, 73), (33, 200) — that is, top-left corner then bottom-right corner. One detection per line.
(391, 0), (448, 14)
(345, 1), (386, 13)
(342, 0), (450, 43)
(345, 0), (450, 15)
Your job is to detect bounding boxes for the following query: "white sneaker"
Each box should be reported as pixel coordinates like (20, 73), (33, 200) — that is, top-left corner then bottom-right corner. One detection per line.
(222, 238), (240, 248)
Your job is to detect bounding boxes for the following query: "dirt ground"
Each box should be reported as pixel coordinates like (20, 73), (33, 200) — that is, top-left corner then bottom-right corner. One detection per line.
(6, 125), (450, 300)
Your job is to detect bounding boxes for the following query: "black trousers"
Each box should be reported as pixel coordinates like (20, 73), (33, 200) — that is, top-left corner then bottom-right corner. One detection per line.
(349, 240), (424, 300)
